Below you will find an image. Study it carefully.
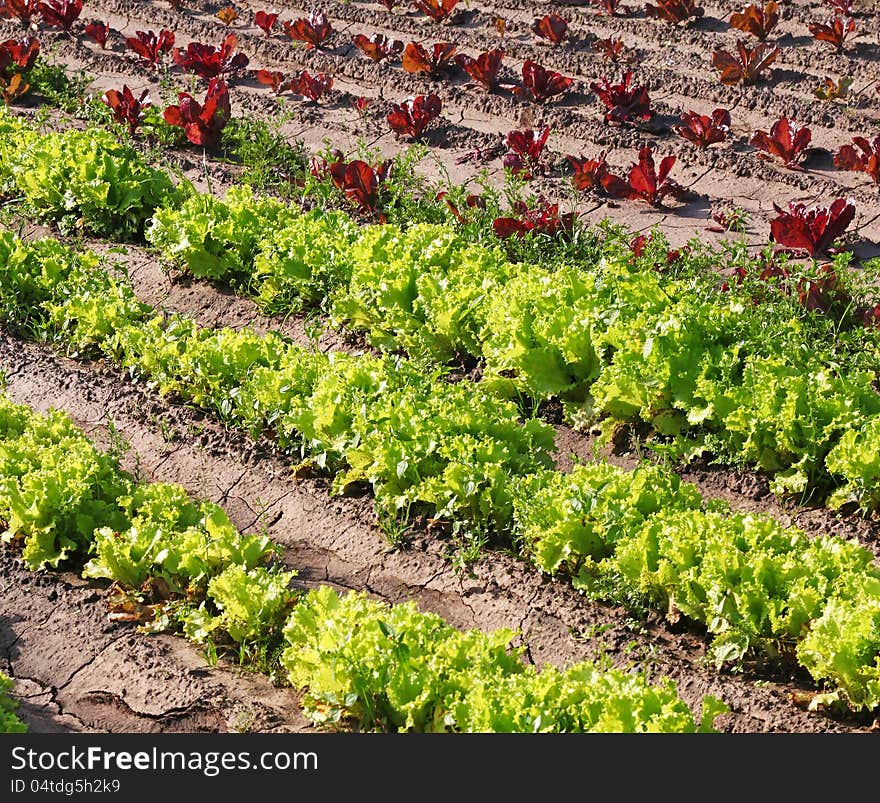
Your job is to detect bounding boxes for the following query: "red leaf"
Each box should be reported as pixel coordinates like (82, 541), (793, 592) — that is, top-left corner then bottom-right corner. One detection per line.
(353, 33), (403, 63)
(0, 72), (29, 103)
(833, 137), (880, 185)
(623, 145), (684, 205)
(591, 0), (634, 15)
(750, 117), (812, 170)
(254, 69), (286, 94)
(593, 37), (630, 63)
(628, 233), (683, 268)
(531, 14), (568, 44)
(387, 93), (442, 140)
(289, 69), (333, 103)
(173, 33), (249, 79)
(412, 0), (459, 23)
(712, 39), (778, 84)
(770, 197), (855, 256)
(338, 160), (377, 212)
(36, 0), (81, 30)
(311, 150), (344, 182)
(493, 217), (530, 238)
(323, 158), (393, 214)
(590, 71), (651, 124)
(0, 1), (39, 23)
(796, 264), (846, 313)
(630, 234), (649, 257)
(674, 108), (731, 148)
(84, 21), (110, 48)
(402, 41), (457, 76)
(163, 104), (182, 127)
(0, 36), (39, 77)
(504, 60), (572, 104)
(729, 2), (779, 40)
(455, 49), (503, 90)
(282, 12), (333, 49)
(101, 84), (151, 136)
(824, 0), (853, 14)
(809, 15), (855, 52)
(503, 126), (550, 179)
(644, 0), (704, 24)
(163, 77), (230, 149)
(254, 10), (278, 37)
(126, 29), (175, 67)
(568, 151), (611, 192)
(492, 198), (575, 239)
(861, 304), (880, 329)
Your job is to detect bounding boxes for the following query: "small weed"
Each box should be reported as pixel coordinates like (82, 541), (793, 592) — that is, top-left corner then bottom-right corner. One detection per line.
(448, 522), (489, 577)
(219, 113), (307, 194)
(203, 638), (218, 667)
(231, 708), (256, 733)
(104, 416), (131, 466)
(28, 58), (92, 115)
(148, 413), (178, 445)
(377, 503), (412, 549)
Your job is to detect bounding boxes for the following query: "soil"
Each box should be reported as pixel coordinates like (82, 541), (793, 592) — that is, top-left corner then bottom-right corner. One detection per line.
(2, 0), (880, 733)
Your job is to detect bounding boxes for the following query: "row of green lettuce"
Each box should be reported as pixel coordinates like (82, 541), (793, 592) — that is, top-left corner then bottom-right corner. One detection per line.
(0, 394), (720, 733)
(2, 110), (880, 511)
(3, 232), (880, 712)
(0, 673), (26, 733)
(144, 192), (880, 512)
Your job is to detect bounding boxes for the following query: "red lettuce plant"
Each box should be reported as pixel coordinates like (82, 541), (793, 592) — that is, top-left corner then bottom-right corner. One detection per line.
(353, 33), (403, 62)
(834, 137), (880, 185)
(455, 49), (503, 90)
(412, 0), (459, 23)
(173, 33), (249, 79)
(503, 127), (550, 179)
(713, 40), (778, 84)
(674, 108), (731, 148)
(84, 21), (109, 48)
(770, 197), (855, 256)
(493, 199), (575, 239)
(531, 14), (567, 44)
(590, 71), (651, 124)
(644, 0), (703, 24)
(37, 0), (81, 31)
(750, 117), (812, 170)
(402, 41), (457, 76)
(729, 2), (779, 40)
(254, 11), (279, 37)
(102, 85), (151, 136)
(387, 93), (442, 140)
(283, 12), (333, 49)
(126, 29), (175, 68)
(164, 77), (231, 148)
(504, 60), (572, 104)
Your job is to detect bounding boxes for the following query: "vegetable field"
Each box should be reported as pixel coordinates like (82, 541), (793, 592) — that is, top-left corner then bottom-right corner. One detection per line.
(1, 0), (880, 734)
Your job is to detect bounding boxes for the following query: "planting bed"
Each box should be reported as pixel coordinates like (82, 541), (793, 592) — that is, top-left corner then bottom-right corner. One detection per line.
(1, 0), (880, 734)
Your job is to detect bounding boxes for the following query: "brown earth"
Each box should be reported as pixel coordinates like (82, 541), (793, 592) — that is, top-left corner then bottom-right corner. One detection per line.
(3, 0), (880, 733)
